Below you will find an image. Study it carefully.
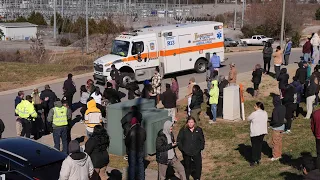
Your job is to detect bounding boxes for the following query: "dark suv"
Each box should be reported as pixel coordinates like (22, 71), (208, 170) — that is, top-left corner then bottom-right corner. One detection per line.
(0, 137), (67, 180)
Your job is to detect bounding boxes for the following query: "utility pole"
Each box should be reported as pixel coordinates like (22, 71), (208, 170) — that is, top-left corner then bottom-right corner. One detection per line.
(280, 0), (286, 49)
(86, 0), (89, 53)
(61, 0), (64, 16)
(241, 0), (245, 28)
(166, 0), (168, 23)
(234, 0), (237, 29)
(54, 0), (56, 39)
(233, 8), (236, 30)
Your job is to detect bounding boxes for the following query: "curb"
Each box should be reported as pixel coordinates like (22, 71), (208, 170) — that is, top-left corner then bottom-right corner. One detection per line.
(0, 72), (93, 96)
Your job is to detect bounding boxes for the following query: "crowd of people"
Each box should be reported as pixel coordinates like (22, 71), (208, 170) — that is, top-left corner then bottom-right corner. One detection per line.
(7, 34), (320, 179)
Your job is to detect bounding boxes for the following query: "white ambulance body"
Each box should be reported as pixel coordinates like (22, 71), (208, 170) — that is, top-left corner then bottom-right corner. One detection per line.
(93, 21), (224, 86)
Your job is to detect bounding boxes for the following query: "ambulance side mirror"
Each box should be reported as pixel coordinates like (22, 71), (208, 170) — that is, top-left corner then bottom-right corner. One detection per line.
(137, 52), (142, 62)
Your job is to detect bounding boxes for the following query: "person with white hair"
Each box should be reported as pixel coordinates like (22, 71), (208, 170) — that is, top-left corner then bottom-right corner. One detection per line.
(311, 33), (320, 63)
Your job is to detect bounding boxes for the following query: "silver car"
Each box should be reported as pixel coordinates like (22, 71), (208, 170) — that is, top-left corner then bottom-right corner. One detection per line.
(224, 38), (239, 47)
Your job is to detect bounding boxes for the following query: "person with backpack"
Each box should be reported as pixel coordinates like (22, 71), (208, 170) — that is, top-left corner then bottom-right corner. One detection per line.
(262, 41), (273, 74)
(0, 119), (5, 139)
(156, 121), (186, 180)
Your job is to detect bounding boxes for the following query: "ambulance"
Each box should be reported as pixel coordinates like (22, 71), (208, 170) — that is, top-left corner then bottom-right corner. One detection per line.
(93, 21), (224, 87)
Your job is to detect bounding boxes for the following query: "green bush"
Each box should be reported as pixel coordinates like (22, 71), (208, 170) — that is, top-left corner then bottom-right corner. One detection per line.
(28, 11), (47, 25)
(291, 31), (301, 48)
(59, 37), (72, 47)
(316, 8), (320, 20)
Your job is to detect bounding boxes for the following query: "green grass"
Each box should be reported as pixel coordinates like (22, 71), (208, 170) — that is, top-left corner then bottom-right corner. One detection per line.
(0, 62), (91, 91)
(173, 95), (316, 180)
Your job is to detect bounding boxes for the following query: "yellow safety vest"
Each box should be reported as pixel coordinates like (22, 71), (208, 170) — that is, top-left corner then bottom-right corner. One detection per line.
(15, 100), (37, 120)
(52, 107), (68, 126)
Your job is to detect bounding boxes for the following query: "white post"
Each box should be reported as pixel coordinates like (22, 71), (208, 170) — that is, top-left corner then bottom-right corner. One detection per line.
(233, 8), (236, 29)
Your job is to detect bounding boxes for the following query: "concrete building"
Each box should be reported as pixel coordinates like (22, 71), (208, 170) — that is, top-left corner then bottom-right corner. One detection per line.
(0, 22), (37, 41)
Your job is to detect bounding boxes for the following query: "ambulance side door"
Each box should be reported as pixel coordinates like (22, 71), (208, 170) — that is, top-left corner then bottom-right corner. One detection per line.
(163, 35), (180, 73)
(147, 39), (159, 68)
(178, 34), (193, 70)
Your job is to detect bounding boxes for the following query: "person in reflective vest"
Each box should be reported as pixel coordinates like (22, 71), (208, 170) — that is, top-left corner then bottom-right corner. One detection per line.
(48, 99), (72, 153)
(15, 95), (37, 138)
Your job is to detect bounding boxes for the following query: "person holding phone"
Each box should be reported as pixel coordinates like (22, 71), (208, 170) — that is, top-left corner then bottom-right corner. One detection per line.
(156, 121), (186, 180)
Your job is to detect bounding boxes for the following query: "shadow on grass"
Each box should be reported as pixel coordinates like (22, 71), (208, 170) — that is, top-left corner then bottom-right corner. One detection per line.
(235, 144), (252, 163)
(267, 72), (276, 79)
(236, 142), (272, 163)
(246, 87), (254, 97)
(280, 152), (316, 171)
(279, 172), (303, 180)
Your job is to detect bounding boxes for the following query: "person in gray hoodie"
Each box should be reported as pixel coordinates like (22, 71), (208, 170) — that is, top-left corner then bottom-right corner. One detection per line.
(59, 140), (94, 180)
(156, 121), (186, 180)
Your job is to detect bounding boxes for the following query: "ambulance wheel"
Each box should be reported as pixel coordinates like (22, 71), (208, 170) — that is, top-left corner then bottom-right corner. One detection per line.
(120, 72), (135, 88)
(194, 59), (207, 73)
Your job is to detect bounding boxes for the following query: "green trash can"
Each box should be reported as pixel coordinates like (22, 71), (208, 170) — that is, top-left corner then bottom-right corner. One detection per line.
(140, 109), (171, 155)
(107, 98), (169, 156)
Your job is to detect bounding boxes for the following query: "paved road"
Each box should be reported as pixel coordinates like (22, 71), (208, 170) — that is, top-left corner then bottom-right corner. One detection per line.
(0, 50), (302, 138)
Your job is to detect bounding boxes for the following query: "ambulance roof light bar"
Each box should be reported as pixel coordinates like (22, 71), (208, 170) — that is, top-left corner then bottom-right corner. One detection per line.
(121, 32), (138, 36)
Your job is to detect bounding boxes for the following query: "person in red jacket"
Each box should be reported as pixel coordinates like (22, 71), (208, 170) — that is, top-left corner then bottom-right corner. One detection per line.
(303, 38), (312, 62)
(311, 109), (320, 171)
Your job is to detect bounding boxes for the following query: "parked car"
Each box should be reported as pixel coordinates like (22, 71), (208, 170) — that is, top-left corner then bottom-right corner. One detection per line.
(0, 137), (67, 180)
(224, 38), (239, 47)
(240, 35), (273, 46)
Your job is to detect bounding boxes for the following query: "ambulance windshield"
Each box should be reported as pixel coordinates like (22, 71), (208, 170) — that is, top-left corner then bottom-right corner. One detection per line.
(111, 40), (130, 57)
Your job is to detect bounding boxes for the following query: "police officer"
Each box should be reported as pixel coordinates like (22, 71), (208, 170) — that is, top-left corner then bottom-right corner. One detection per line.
(47, 99), (72, 153)
(15, 95), (38, 138)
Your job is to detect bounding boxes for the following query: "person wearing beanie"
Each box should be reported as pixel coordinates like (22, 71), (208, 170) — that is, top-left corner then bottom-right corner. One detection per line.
(125, 117), (146, 180)
(59, 140), (94, 180)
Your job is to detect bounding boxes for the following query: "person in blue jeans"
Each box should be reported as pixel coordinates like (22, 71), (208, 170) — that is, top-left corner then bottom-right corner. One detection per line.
(47, 99), (72, 153)
(209, 80), (219, 124)
(125, 117), (146, 180)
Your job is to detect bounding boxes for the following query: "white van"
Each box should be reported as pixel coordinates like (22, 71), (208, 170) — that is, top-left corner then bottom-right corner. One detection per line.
(93, 21), (224, 86)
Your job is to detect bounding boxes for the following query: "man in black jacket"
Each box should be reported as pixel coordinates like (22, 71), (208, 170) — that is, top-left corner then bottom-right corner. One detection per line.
(121, 106), (143, 138)
(103, 82), (121, 104)
(110, 64), (120, 91)
(125, 117), (146, 180)
(270, 95), (286, 161)
(177, 117), (205, 180)
(161, 84), (177, 122)
(277, 68), (289, 98)
(156, 121), (186, 180)
(40, 84), (57, 134)
(282, 84), (297, 134)
(217, 75), (228, 118)
(295, 61), (308, 85)
(63, 74), (76, 107)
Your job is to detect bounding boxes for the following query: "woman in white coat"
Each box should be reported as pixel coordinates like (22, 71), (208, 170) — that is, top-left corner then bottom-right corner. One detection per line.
(311, 33), (320, 63)
(247, 102), (268, 167)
